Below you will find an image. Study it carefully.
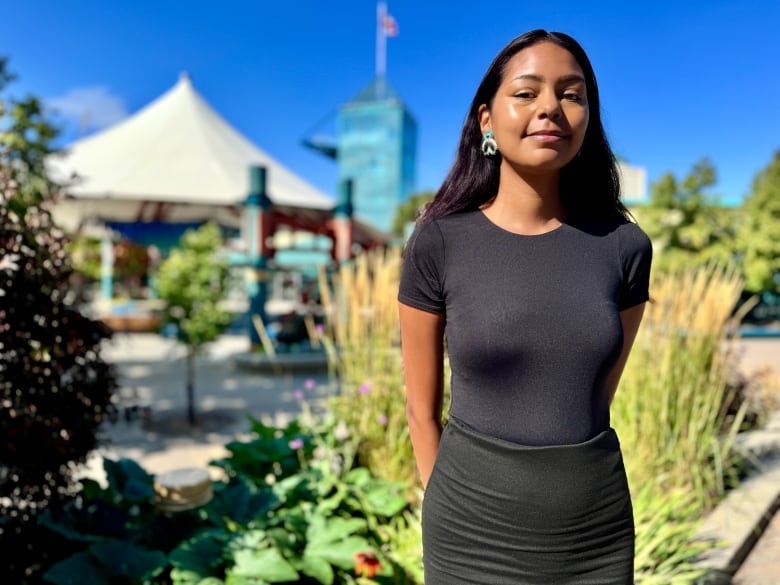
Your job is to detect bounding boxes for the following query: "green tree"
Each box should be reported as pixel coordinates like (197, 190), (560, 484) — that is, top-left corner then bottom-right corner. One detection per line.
(156, 222), (231, 425)
(1, 57), (118, 583)
(634, 158), (735, 272)
(391, 190), (435, 236)
(735, 151), (780, 293)
(0, 57), (59, 213)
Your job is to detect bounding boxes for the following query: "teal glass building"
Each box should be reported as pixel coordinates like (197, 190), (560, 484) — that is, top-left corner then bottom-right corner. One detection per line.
(337, 77), (417, 233)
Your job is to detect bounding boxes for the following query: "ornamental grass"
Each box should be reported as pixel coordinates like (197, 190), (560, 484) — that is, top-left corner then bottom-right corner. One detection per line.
(318, 248), (451, 501)
(613, 262), (750, 583)
(613, 262), (749, 509)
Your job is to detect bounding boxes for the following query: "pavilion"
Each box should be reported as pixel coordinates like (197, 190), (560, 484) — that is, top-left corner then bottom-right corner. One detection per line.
(47, 72), (390, 342)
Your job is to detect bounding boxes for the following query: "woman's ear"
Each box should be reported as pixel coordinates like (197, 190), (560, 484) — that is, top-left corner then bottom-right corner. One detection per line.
(478, 104), (491, 133)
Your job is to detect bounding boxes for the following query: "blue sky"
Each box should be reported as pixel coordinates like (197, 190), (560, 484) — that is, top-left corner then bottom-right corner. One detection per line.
(3, 0), (779, 205)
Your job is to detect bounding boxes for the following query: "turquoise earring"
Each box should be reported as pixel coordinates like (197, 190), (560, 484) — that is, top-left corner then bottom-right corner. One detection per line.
(481, 130), (498, 156)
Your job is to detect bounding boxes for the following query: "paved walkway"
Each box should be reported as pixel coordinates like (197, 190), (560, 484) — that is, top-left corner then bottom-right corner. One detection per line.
(733, 507), (780, 585)
(81, 332), (336, 481)
(730, 337), (780, 585)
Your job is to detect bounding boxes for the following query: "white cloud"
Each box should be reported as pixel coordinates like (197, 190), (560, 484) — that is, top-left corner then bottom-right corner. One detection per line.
(46, 86), (128, 131)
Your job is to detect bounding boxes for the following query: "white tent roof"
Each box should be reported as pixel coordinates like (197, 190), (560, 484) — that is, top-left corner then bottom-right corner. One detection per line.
(47, 73), (333, 210)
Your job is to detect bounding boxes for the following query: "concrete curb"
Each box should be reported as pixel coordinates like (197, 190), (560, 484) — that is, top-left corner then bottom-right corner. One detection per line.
(692, 412), (780, 584)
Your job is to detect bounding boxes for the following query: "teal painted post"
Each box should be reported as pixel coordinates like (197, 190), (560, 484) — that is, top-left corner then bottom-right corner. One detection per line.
(100, 233), (114, 301)
(333, 178), (354, 263)
(246, 165), (272, 347)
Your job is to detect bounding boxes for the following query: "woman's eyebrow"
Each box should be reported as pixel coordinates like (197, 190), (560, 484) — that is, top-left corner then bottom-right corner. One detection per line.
(510, 73), (586, 84)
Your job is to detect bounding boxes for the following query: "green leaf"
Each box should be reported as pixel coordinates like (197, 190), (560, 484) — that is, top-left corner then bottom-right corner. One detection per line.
(300, 553), (335, 585)
(306, 515), (367, 545)
(206, 482), (277, 526)
(38, 508), (109, 544)
(344, 468), (371, 487)
(103, 458), (154, 501)
(196, 579), (226, 585)
(171, 567), (218, 585)
(228, 529), (269, 552)
(361, 482), (407, 517)
(316, 486), (347, 516)
(230, 547), (299, 581)
(43, 553), (108, 585)
(225, 575), (268, 585)
(170, 532), (225, 574)
(305, 536), (371, 570)
(78, 477), (105, 500)
(90, 540), (167, 580)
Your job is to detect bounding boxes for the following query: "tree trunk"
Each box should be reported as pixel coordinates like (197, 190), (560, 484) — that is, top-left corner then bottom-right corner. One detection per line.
(186, 346), (196, 426)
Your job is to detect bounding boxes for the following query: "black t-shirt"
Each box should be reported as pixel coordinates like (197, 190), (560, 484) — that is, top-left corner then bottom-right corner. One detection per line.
(398, 209), (652, 446)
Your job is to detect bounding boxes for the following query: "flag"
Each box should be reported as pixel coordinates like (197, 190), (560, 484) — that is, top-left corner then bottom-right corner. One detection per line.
(382, 12), (399, 37)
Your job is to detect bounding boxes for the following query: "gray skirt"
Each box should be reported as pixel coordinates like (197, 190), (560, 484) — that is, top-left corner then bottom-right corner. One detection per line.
(422, 416), (634, 584)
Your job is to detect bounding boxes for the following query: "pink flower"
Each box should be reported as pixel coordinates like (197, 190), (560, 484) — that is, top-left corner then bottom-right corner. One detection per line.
(377, 415), (388, 426)
(289, 438), (304, 450)
(359, 382), (371, 395)
(304, 378), (316, 390)
(293, 390), (304, 401)
(315, 323), (325, 334)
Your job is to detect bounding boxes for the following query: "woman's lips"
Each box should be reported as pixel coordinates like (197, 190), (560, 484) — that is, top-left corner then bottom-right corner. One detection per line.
(527, 132), (567, 142)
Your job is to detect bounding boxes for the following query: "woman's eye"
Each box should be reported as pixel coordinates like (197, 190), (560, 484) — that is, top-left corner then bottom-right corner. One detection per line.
(514, 91), (535, 99)
(563, 92), (582, 101)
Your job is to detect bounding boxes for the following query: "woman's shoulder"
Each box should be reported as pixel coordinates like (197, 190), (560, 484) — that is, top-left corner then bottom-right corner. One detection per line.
(570, 213), (649, 240)
(411, 210), (483, 241)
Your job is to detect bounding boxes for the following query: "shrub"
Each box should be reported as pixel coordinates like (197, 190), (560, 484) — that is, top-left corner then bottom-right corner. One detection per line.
(0, 157), (118, 583)
(38, 417), (413, 584)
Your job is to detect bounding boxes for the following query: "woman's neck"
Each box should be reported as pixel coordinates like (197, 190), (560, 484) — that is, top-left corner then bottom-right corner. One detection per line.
(481, 168), (565, 234)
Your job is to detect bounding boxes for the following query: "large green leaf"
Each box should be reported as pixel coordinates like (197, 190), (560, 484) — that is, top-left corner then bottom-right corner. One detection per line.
(230, 547), (299, 582)
(228, 529), (269, 552)
(90, 540), (167, 580)
(304, 536), (371, 570)
(344, 468), (371, 487)
(361, 482), (407, 517)
(206, 482), (277, 526)
(171, 567), (218, 585)
(170, 532), (225, 574)
(38, 508), (110, 544)
(224, 575), (268, 585)
(300, 553), (335, 585)
(103, 458), (155, 501)
(43, 552), (108, 585)
(306, 515), (366, 545)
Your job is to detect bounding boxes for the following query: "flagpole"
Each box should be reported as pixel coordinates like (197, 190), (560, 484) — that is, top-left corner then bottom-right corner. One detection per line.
(376, 1), (387, 78)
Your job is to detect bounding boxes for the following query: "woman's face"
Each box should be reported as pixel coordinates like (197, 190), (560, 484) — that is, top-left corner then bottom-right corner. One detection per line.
(479, 41), (589, 176)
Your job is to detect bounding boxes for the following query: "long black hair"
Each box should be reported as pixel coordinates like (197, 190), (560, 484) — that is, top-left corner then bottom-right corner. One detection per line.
(420, 29), (629, 223)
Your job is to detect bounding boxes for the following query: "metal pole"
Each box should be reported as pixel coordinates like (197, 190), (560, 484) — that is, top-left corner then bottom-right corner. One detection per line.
(376, 2), (386, 79)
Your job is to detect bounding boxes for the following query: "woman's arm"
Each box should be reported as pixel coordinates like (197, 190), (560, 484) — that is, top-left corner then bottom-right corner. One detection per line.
(606, 302), (646, 405)
(398, 302), (446, 489)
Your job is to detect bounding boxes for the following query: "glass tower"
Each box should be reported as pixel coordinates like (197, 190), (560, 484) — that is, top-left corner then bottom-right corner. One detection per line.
(337, 77), (416, 233)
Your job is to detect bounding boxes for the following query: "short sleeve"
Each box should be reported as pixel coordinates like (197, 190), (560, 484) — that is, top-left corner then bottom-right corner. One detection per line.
(398, 220), (446, 314)
(618, 223), (653, 310)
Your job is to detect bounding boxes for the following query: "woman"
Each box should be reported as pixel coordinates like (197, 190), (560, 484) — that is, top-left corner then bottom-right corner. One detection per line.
(398, 30), (652, 584)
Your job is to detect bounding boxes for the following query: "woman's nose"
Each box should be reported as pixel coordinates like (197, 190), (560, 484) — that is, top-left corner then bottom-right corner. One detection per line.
(538, 94), (562, 119)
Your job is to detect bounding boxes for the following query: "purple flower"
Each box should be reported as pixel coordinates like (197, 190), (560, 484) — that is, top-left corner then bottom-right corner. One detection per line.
(377, 415), (388, 426)
(293, 390), (304, 401)
(289, 438), (304, 450)
(304, 378), (316, 390)
(315, 323), (325, 334)
(359, 382), (372, 395)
